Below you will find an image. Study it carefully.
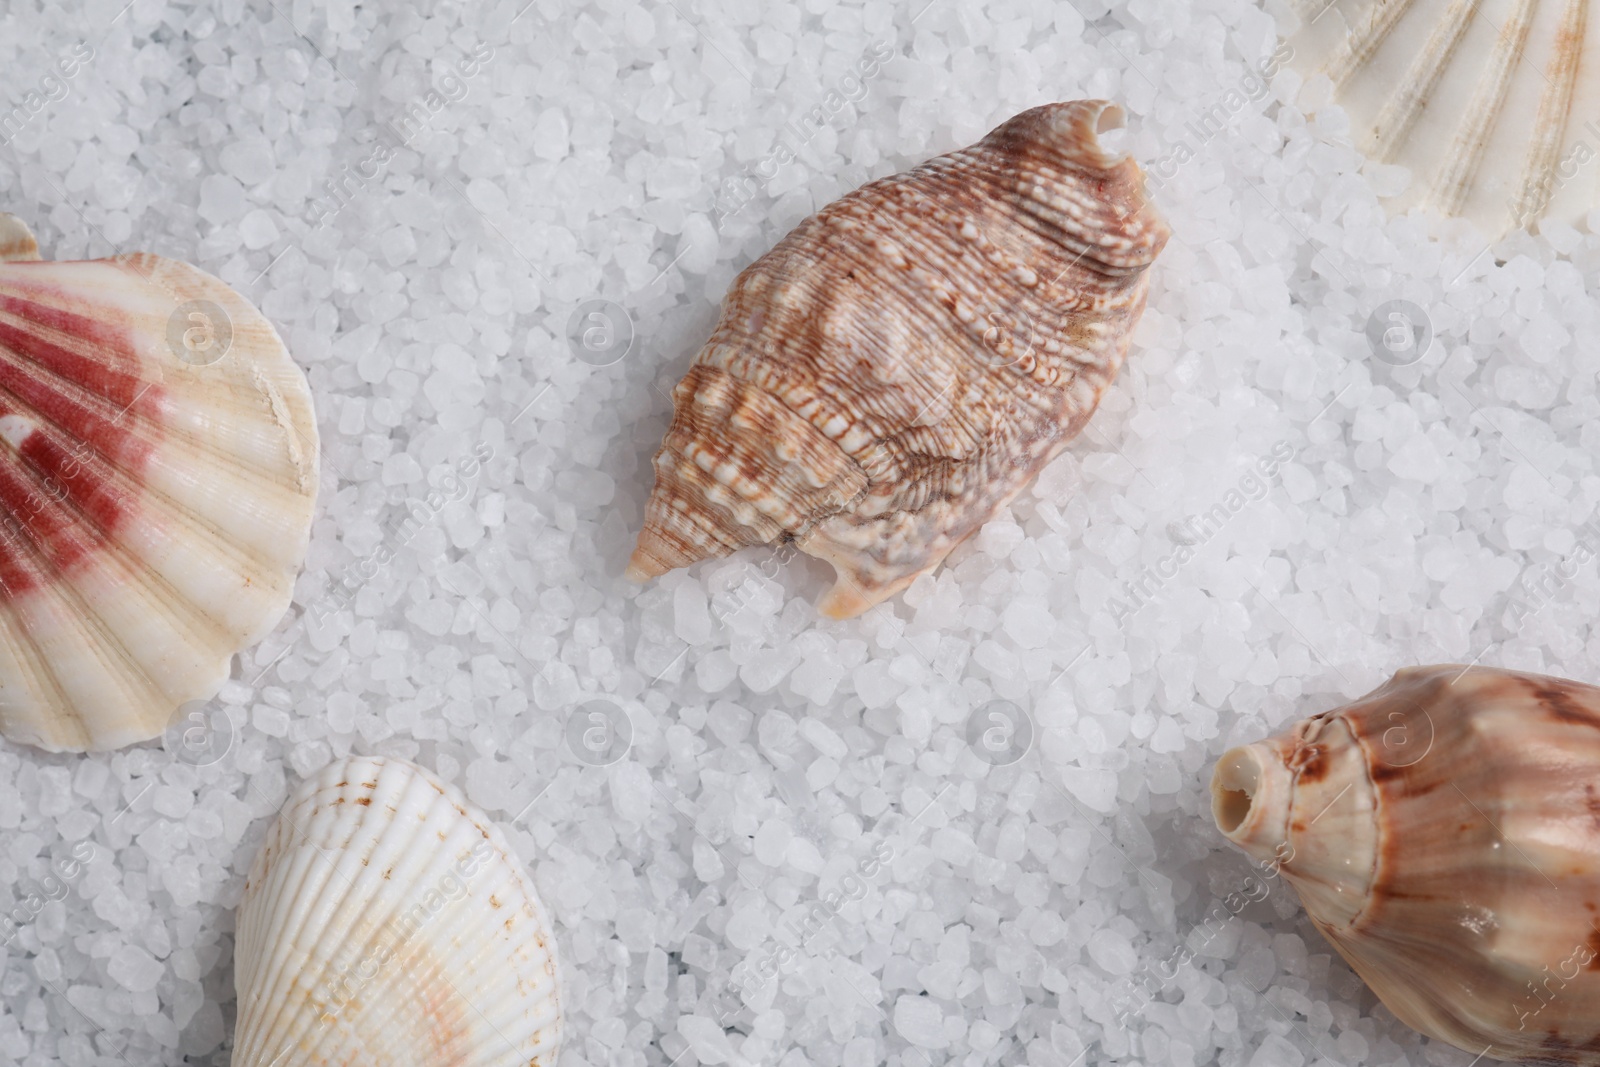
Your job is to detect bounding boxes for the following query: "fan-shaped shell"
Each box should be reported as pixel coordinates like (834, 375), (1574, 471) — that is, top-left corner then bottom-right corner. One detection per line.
(1213, 665), (1600, 1064)
(628, 100), (1170, 619)
(1286, 0), (1600, 234)
(0, 214), (318, 752)
(233, 755), (563, 1067)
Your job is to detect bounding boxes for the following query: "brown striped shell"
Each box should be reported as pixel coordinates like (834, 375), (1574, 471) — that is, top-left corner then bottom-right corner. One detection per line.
(1213, 665), (1600, 1064)
(628, 101), (1170, 618)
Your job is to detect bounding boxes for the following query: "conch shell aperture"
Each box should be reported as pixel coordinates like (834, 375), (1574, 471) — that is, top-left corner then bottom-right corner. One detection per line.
(629, 100), (1170, 618)
(1212, 665), (1600, 1064)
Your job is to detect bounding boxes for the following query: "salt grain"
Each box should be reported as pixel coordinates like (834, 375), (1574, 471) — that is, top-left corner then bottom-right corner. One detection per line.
(106, 945), (164, 992)
(893, 995), (948, 1049)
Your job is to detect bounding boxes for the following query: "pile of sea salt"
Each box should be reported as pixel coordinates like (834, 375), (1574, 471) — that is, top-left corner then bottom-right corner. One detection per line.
(0, 0), (1597, 1065)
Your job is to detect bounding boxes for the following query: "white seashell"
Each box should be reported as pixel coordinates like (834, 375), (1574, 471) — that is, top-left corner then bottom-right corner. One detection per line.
(0, 214), (318, 752)
(233, 755), (563, 1067)
(1287, 0), (1600, 234)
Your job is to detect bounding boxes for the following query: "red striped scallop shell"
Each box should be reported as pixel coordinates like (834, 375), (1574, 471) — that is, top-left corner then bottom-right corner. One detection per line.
(0, 214), (318, 752)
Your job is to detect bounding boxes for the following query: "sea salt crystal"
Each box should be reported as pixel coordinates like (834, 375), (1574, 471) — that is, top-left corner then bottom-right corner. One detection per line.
(609, 761), (652, 824)
(679, 1015), (738, 1064)
(239, 209), (279, 249)
(724, 904), (768, 950)
(106, 945), (163, 992)
(37, 767), (72, 817)
(1246, 1034), (1305, 1067)
(754, 819), (792, 866)
(798, 717), (848, 760)
(615, 907), (655, 953)
(1087, 928), (1138, 976)
(893, 995), (948, 1049)
(72, 761), (109, 799)
(197, 174), (244, 224)
(1057, 767), (1119, 813)
(219, 136), (275, 183)
(674, 582), (713, 645)
(708, 700), (752, 746)
(532, 108), (569, 160)
(252, 705), (291, 737)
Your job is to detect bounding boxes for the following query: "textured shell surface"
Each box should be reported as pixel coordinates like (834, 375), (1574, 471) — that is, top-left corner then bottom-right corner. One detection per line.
(1212, 664), (1600, 1065)
(233, 755), (563, 1067)
(0, 213), (318, 752)
(629, 100), (1170, 619)
(1285, 0), (1600, 235)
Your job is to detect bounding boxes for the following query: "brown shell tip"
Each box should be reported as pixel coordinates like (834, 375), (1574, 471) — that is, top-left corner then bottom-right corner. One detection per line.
(626, 518), (724, 582)
(624, 548), (667, 582)
(0, 214), (41, 262)
(816, 581), (871, 621)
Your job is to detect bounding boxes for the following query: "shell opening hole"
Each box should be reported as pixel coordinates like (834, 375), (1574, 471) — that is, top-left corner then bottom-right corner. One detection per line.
(1213, 747), (1262, 835)
(1094, 106), (1129, 156)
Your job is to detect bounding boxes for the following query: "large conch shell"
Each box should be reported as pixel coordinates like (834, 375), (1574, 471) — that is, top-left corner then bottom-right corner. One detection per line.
(1286, 0), (1600, 235)
(233, 755), (563, 1067)
(628, 100), (1170, 619)
(1212, 664), (1600, 1064)
(0, 213), (317, 752)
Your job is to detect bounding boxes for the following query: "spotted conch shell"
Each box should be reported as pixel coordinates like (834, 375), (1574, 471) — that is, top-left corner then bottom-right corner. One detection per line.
(233, 755), (563, 1067)
(0, 213), (318, 752)
(628, 101), (1170, 618)
(1213, 665), (1600, 1064)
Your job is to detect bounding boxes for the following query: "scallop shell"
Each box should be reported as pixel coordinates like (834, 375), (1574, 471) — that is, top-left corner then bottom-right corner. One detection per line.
(628, 100), (1170, 619)
(233, 755), (563, 1067)
(1287, 0), (1600, 234)
(1212, 664), (1600, 1064)
(0, 214), (318, 752)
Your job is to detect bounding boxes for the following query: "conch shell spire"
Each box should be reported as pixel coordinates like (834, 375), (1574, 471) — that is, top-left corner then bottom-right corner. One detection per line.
(629, 100), (1169, 618)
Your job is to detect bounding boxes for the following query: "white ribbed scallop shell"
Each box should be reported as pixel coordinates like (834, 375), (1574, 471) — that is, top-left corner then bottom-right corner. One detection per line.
(233, 755), (564, 1067)
(1288, 0), (1600, 234)
(0, 214), (317, 752)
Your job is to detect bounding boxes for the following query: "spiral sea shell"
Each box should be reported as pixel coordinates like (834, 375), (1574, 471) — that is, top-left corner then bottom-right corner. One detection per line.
(1212, 664), (1600, 1064)
(628, 100), (1170, 618)
(1286, 0), (1600, 234)
(233, 755), (563, 1067)
(0, 214), (318, 752)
